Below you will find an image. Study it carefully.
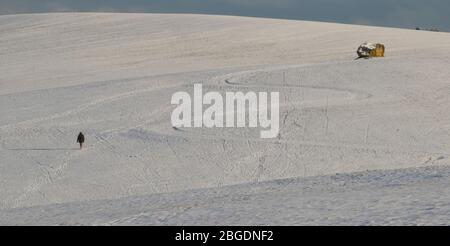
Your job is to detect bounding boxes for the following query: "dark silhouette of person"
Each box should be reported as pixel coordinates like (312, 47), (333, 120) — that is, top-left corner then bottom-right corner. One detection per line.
(77, 132), (85, 149)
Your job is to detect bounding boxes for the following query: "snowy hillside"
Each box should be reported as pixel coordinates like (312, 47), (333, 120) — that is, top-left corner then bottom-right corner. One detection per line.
(1, 13), (450, 225)
(2, 165), (450, 225)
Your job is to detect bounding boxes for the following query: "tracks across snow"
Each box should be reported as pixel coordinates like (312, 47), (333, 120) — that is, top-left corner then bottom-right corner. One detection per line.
(3, 165), (450, 225)
(1, 14), (450, 223)
(2, 55), (450, 209)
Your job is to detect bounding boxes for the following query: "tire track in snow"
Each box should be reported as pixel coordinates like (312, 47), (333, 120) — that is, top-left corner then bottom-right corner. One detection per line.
(3, 83), (179, 208)
(0, 81), (183, 130)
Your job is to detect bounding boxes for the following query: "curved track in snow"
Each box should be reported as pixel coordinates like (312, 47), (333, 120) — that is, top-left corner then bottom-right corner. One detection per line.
(1, 13), (450, 225)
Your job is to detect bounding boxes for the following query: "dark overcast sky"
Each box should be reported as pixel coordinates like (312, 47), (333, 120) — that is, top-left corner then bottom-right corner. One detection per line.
(1, 0), (449, 31)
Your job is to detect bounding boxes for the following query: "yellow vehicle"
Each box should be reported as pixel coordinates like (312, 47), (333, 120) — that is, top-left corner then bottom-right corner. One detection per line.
(357, 43), (385, 58)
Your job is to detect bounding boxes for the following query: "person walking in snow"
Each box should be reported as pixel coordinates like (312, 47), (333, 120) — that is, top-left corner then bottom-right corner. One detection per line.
(77, 132), (85, 149)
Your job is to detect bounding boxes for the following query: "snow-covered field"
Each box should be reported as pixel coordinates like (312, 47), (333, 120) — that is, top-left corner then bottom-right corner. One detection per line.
(2, 165), (450, 226)
(1, 13), (450, 225)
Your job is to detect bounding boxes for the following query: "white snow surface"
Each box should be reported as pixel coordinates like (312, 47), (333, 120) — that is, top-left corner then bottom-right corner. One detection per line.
(2, 166), (450, 225)
(1, 13), (450, 225)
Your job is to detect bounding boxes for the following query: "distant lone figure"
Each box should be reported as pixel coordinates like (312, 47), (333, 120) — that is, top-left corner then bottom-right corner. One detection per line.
(77, 132), (85, 149)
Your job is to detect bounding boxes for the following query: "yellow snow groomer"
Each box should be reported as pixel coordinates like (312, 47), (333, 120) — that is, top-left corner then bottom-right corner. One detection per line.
(357, 43), (385, 58)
